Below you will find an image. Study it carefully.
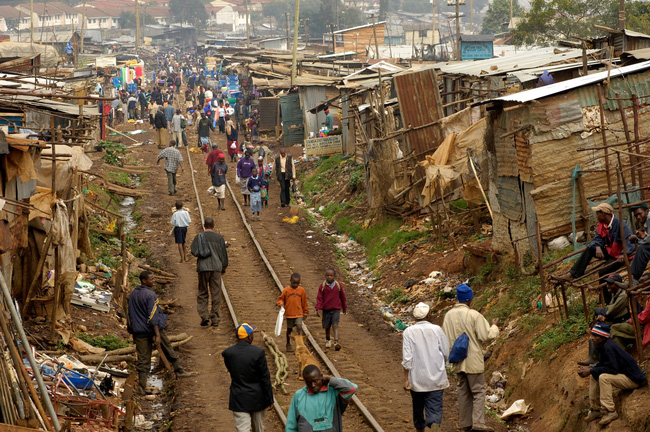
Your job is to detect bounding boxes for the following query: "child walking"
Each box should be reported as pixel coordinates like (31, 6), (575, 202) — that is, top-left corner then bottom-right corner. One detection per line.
(277, 273), (309, 352)
(247, 166), (263, 221)
(315, 269), (347, 351)
(261, 172), (270, 208)
(170, 201), (191, 262)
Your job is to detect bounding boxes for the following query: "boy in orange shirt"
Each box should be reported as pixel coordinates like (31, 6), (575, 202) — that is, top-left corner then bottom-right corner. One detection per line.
(277, 273), (309, 352)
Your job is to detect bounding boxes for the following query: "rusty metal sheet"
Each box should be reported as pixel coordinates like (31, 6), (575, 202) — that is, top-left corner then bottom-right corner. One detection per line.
(259, 97), (279, 131)
(496, 176), (524, 222)
(394, 68), (444, 159)
(515, 135), (532, 182)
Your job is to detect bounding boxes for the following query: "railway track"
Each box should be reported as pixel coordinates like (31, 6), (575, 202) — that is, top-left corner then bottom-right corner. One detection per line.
(183, 146), (391, 432)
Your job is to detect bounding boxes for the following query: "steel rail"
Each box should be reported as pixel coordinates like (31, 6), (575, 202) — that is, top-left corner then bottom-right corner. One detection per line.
(184, 146), (288, 428)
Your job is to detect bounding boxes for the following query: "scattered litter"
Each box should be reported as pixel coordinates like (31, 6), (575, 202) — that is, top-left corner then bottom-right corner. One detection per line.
(71, 279), (112, 313)
(501, 400), (530, 419)
(282, 216), (299, 224)
(548, 236), (570, 250)
(134, 414), (154, 429)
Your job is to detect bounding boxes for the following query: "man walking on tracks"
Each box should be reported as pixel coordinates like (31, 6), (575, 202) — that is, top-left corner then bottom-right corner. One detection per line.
(275, 148), (295, 208)
(442, 284), (499, 432)
(127, 271), (192, 395)
(190, 218), (229, 327)
(157, 139), (184, 196)
(222, 323), (274, 432)
(403, 303), (449, 432)
(286, 364), (357, 432)
(154, 106), (167, 147)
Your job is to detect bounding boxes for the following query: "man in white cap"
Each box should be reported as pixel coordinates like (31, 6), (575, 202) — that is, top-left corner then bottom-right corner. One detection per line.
(402, 302), (449, 432)
(556, 202), (634, 282)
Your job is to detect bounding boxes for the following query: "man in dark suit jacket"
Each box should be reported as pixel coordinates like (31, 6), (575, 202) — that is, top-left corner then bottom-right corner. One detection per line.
(275, 148), (295, 207)
(222, 323), (274, 432)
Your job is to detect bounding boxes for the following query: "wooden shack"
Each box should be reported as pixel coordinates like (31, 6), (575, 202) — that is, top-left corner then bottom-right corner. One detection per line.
(333, 22), (386, 57)
(485, 60), (650, 254)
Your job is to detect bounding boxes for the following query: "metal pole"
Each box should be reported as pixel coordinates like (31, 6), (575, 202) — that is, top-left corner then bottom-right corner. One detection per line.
(0, 269), (61, 431)
(290, 0), (301, 86)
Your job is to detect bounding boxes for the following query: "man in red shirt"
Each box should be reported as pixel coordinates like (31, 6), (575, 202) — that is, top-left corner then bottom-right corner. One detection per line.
(315, 269), (347, 351)
(556, 203), (634, 290)
(205, 142), (225, 175)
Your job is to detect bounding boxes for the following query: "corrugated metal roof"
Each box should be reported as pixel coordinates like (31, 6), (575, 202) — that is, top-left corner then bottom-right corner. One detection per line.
(333, 21), (387, 35)
(621, 48), (650, 62)
(490, 60), (650, 104)
(433, 47), (598, 77)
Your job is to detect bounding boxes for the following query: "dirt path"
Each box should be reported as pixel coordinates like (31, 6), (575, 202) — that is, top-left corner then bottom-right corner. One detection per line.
(118, 108), (506, 431)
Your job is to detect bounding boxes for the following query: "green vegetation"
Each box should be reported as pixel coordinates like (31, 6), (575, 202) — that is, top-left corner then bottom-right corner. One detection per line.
(106, 170), (131, 186)
(348, 165), (364, 191)
(301, 154), (345, 201)
(335, 217), (427, 268)
(383, 288), (411, 304)
(89, 230), (121, 269)
(530, 313), (588, 360)
(77, 333), (131, 351)
(101, 141), (127, 166)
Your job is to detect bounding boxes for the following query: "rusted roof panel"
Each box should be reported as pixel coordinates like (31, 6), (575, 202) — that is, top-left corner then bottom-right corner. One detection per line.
(496, 176), (524, 222)
(394, 68), (443, 158)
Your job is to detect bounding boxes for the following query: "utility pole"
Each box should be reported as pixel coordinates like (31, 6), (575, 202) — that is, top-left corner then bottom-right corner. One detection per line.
(302, 18), (309, 48)
(245, 0), (250, 48)
(470, 0), (473, 33)
(79, 0), (86, 65)
(30, 0), (34, 45)
(284, 13), (290, 49)
(618, 0), (626, 30)
(328, 23), (336, 53)
(455, 0), (461, 60)
(135, 0), (140, 51)
(290, 0), (300, 86)
(371, 14), (387, 134)
(432, 0), (436, 46)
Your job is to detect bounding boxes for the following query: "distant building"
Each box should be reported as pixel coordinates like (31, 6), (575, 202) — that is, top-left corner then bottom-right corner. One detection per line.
(333, 21), (386, 56)
(0, 6), (23, 33)
(261, 37), (288, 51)
(15, 2), (82, 30)
(206, 5), (246, 32)
(403, 22), (439, 46)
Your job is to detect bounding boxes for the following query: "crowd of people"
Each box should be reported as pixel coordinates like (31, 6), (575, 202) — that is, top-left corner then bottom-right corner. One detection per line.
(122, 51), (649, 432)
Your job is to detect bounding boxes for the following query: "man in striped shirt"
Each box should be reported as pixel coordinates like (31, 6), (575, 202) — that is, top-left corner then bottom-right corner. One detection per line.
(157, 140), (184, 196)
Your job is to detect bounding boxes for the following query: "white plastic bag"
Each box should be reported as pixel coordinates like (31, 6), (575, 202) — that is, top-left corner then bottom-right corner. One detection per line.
(235, 175), (241, 185)
(275, 306), (285, 337)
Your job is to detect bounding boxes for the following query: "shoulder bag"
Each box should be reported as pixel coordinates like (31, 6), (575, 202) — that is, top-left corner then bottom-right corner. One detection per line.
(448, 310), (471, 364)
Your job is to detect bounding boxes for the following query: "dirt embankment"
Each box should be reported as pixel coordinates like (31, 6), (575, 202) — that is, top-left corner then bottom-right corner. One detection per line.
(297, 155), (650, 432)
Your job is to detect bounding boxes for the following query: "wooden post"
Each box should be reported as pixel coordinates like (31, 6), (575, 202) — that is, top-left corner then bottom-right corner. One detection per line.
(371, 14), (388, 135)
(576, 171), (591, 241)
(437, 176), (458, 251)
(597, 85), (613, 194)
(632, 95), (645, 193)
(290, 0), (301, 86)
(536, 222), (547, 310)
(559, 282), (570, 319)
(616, 168), (644, 360)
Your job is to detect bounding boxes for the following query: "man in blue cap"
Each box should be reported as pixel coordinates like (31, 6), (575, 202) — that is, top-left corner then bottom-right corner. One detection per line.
(222, 323), (273, 432)
(442, 284), (499, 432)
(578, 323), (646, 426)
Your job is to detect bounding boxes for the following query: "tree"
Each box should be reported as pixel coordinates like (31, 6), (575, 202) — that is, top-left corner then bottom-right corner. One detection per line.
(627, 1), (650, 34)
(481, 0), (523, 34)
(119, 11), (156, 29)
(401, 0), (431, 14)
(513, 0), (617, 45)
(169, 0), (207, 26)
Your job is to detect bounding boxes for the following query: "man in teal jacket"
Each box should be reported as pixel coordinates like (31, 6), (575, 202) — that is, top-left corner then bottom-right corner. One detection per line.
(286, 365), (357, 432)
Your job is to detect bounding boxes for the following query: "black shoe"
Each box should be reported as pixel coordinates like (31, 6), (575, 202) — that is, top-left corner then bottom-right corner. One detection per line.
(200, 319), (210, 327)
(281, 203), (285, 207)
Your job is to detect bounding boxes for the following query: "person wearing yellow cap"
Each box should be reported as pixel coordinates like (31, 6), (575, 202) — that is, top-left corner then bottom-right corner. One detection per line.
(556, 202), (634, 284)
(222, 323), (273, 432)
